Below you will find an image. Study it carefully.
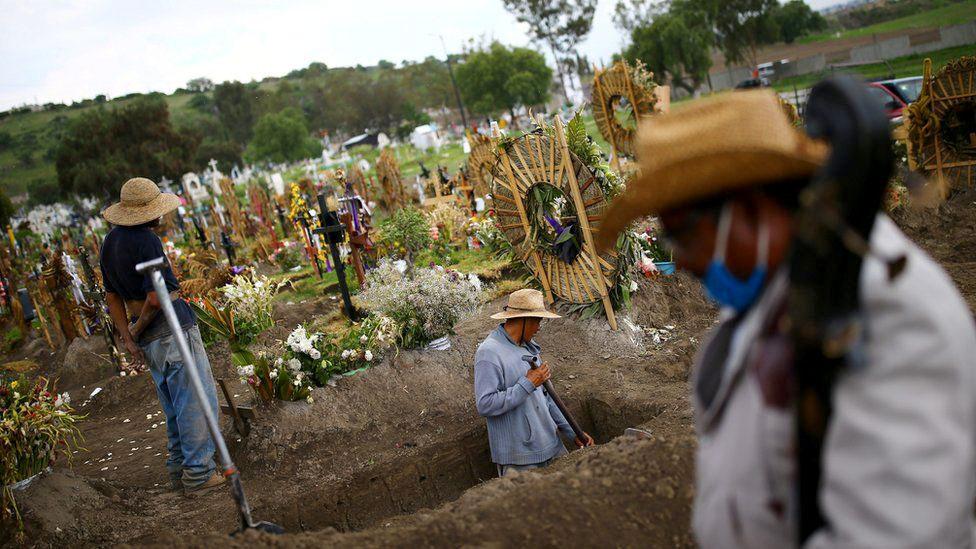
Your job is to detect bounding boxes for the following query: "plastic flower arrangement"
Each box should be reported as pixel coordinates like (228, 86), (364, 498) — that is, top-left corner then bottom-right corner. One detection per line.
(267, 240), (303, 272)
(237, 353), (314, 404)
(359, 259), (481, 348)
(315, 314), (400, 381)
(1, 376), (84, 529)
(192, 274), (284, 362)
(634, 226), (671, 263)
(467, 214), (507, 252)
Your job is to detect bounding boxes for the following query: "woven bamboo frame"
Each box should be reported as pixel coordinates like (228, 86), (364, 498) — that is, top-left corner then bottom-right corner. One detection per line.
(592, 60), (658, 163)
(465, 133), (497, 197)
(907, 56), (976, 197)
(490, 116), (619, 328)
(376, 149), (406, 211)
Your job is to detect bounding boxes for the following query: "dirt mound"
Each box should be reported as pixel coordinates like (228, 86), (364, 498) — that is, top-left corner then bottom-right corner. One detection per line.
(57, 336), (117, 390)
(163, 429), (697, 549)
(8, 469), (111, 544)
(16, 274), (713, 547)
(894, 187), (976, 314)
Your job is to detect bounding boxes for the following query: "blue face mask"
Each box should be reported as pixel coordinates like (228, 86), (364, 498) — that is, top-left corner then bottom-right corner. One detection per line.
(702, 204), (770, 314)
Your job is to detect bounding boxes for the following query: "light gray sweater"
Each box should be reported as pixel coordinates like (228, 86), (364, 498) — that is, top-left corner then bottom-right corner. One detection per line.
(473, 325), (575, 465)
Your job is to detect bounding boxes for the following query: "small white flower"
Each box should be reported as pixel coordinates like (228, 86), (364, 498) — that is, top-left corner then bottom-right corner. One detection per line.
(306, 395), (314, 404)
(309, 349), (321, 360)
(364, 350), (373, 362)
(341, 350), (351, 359)
(269, 369), (278, 379)
(360, 335), (368, 344)
(287, 358), (301, 371)
(293, 379), (301, 387)
(629, 280), (638, 292)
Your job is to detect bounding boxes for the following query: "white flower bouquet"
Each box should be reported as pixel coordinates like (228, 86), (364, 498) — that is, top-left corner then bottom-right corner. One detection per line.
(359, 259), (481, 349)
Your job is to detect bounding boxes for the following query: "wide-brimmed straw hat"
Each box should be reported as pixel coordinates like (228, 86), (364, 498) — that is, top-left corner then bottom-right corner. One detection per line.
(596, 90), (828, 251)
(102, 177), (180, 226)
(490, 289), (561, 320)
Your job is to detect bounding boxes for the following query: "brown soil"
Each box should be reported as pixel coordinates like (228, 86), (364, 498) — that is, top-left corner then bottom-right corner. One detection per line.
(5, 273), (714, 548)
(893, 187), (976, 315)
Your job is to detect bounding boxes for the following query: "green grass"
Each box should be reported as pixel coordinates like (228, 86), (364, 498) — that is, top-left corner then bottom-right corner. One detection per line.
(801, 0), (976, 43)
(274, 265), (360, 302)
(772, 44), (974, 91)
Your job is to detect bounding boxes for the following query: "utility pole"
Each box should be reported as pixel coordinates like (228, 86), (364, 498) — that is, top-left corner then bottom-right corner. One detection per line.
(439, 35), (469, 130)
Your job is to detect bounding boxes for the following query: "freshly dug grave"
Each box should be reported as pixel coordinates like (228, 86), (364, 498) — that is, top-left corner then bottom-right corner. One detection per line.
(894, 187), (976, 315)
(9, 274), (714, 547)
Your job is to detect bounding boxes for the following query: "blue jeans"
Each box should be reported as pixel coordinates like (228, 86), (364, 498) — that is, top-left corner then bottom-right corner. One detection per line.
(141, 324), (218, 489)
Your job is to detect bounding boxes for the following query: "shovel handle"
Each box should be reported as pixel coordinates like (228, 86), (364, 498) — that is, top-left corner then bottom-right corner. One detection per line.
(524, 355), (587, 442)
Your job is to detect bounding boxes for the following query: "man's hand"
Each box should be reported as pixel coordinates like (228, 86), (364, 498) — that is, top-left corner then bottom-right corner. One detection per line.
(575, 432), (595, 448)
(123, 337), (146, 372)
(526, 363), (551, 387)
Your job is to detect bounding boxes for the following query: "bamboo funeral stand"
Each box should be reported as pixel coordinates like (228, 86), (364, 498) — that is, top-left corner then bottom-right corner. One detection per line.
(376, 149), (408, 211)
(490, 116), (619, 330)
(465, 133), (497, 198)
(591, 60), (669, 173)
(907, 56), (976, 196)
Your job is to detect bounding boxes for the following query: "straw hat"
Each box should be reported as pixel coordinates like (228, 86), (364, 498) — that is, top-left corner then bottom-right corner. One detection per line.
(596, 90), (828, 251)
(102, 177), (180, 226)
(490, 289), (561, 320)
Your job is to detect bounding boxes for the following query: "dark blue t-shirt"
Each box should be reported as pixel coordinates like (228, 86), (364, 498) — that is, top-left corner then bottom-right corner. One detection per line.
(100, 225), (195, 340)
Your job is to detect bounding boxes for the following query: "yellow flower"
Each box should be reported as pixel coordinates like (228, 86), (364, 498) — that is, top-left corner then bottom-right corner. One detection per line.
(10, 380), (17, 389)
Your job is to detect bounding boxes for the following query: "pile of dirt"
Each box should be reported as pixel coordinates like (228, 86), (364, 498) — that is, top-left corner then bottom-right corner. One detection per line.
(894, 187), (976, 314)
(12, 273), (713, 547)
(165, 429), (698, 549)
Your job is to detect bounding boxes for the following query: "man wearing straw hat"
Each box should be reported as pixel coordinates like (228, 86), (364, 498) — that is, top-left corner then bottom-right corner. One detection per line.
(101, 177), (224, 495)
(598, 90), (976, 546)
(474, 288), (594, 477)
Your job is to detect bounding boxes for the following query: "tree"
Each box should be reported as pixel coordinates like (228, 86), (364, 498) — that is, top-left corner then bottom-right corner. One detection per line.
(245, 108), (322, 164)
(186, 77), (215, 93)
(611, 0), (664, 33)
(625, 9), (712, 95)
(772, 0), (827, 44)
(679, 0), (780, 68)
(0, 187), (14, 227)
(55, 96), (197, 198)
(502, 0), (597, 103)
(455, 42), (552, 122)
(213, 81), (256, 146)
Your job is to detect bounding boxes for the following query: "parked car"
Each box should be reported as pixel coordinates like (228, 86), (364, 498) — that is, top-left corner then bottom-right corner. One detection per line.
(867, 77), (923, 124)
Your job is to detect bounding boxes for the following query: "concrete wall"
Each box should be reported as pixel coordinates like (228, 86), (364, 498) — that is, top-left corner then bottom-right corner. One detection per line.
(703, 21), (976, 94)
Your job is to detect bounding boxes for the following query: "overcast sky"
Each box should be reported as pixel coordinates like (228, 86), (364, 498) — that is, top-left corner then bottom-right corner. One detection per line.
(0, 0), (840, 111)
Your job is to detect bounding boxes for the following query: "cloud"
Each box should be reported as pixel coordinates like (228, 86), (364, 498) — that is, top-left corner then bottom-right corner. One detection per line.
(0, 0), (837, 110)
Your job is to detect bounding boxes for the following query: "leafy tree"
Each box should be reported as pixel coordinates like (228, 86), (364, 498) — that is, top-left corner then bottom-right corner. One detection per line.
(186, 77), (215, 92)
(213, 81), (256, 146)
(188, 93), (213, 113)
(502, 0), (597, 103)
(377, 59), (396, 70)
(17, 151), (34, 168)
(625, 9), (712, 95)
(680, 0), (780, 68)
(772, 0), (827, 44)
(0, 187), (14, 226)
(55, 96), (197, 198)
(611, 0), (664, 33)
(245, 108), (322, 164)
(456, 42), (552, 122)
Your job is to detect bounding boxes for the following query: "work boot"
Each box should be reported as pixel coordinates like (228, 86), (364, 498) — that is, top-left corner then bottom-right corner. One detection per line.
(184, 472), (226, 497)
(169, 471), (182, 492)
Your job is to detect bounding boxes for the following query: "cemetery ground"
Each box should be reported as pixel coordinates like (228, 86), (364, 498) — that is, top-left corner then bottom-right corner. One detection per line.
(1, 189), (974, 547)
